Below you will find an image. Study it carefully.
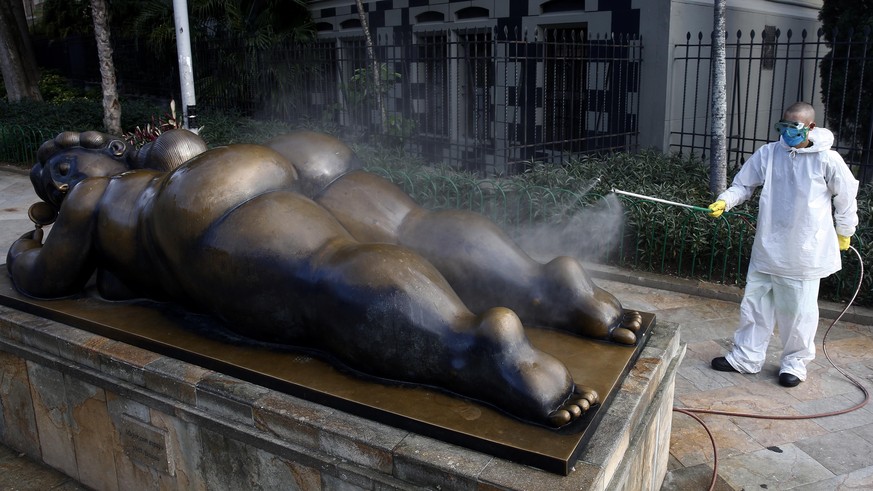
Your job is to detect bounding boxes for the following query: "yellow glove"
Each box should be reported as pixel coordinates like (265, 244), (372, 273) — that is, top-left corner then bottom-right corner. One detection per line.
(708, 200), (726, 218)
(838, 235), (851, 251)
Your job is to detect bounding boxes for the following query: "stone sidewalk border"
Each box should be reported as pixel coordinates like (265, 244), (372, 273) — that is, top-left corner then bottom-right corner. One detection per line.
(585, 262), (873, 326)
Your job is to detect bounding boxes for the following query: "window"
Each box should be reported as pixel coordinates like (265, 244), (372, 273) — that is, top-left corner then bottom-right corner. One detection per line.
(416, 33), (449, 137)
(459, 31), (494, 143)
(544, 27), (588, 152)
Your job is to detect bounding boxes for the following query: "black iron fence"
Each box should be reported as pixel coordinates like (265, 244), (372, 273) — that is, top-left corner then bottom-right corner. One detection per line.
(33, 29), (642, 176)
(671, 27), (873, 178)
(191, 28), (642, 175)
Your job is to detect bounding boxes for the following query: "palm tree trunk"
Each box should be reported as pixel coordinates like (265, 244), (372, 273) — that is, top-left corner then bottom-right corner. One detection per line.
(710, 0), (728, 196)
(0, 0), (41, 102)
(90, 0), (122, 135)
(354, 0), (387, 132)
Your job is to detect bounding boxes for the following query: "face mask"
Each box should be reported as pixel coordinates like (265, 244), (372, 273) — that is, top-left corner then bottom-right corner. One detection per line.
(774, 120), (810, 147)
(781, 132), (806, 147)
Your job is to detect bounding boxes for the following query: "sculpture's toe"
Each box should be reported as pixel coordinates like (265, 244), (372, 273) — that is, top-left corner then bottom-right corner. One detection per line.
(547, 386), (599, 427)
(609, 311), (643, 345)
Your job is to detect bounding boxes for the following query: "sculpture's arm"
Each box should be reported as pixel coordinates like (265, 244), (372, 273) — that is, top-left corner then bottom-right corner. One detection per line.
(7, 178), (109, 298)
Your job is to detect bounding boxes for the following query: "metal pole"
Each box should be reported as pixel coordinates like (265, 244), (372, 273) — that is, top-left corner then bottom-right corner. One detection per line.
(173, 0), (196, 130)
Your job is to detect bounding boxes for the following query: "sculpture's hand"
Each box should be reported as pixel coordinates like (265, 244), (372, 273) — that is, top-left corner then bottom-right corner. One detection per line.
(6, 229), (44, 275)
(19, 228), (44, 243)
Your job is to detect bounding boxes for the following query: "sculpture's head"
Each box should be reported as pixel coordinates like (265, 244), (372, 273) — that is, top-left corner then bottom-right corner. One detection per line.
(30, 129), (209, 210)
(31, 131), (133, 210)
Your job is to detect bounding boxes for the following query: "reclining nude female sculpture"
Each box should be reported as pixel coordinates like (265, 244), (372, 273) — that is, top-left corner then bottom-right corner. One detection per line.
(6, 129), (643, 428)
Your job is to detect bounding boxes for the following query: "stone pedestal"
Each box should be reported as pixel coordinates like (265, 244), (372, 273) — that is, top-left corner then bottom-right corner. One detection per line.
(0, 302), (683, 490)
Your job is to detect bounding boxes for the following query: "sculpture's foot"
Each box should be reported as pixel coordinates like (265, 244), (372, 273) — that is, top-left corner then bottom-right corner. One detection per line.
(536, 257), (643, 345)
(565, 304), (643, 346)
(460, 308), (599, 427)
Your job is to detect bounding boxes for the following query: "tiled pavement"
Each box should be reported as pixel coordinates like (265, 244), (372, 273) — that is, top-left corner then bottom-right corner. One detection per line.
(1, 166), (872, 490)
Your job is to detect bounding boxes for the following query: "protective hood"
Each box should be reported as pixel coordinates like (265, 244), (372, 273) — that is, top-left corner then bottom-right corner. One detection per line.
(778, 127), (835, 156)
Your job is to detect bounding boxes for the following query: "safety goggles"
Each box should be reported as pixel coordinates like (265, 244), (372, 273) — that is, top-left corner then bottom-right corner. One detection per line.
(774, 120), (809, 139)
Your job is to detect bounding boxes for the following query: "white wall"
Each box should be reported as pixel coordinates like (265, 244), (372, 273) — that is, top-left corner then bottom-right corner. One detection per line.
(642, 0), (823, 152)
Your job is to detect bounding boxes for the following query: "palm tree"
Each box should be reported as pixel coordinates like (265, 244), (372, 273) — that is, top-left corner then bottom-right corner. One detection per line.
(90, 0), (121, 134)
(0, 0), (42, 101)
(710, 0), (727, 196)
(354, 0), (387, 131)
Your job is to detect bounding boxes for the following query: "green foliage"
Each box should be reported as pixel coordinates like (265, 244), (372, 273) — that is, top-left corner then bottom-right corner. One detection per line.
(32, 0), (93, 38)
(818, 1), (873, 151)
(191, 109), (292, 145)
(346, 64), (401, 106)
(341, 64), (414, 143)
(37, 70), (95, 102)
(123, 100), (181, 148)
(0, 99), (102, 130)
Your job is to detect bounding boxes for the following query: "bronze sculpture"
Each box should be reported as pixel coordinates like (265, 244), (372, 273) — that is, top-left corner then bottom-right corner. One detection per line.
(6, 129), (642, 427)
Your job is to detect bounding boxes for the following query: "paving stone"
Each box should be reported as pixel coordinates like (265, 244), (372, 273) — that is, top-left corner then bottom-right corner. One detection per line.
(0, 443), (87, 491)
(853, 422), (873, 446)
(716, 443), (834, 490)
(795, 429), (873, 475)
(793, 394), (873, 432)
(669, 409), (762, 467)
(789, 464), (873, 490)
(660, 463), (734, 491)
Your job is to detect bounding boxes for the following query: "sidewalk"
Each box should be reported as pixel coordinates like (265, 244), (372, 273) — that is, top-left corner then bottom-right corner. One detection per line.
(1, 167), (872, 490)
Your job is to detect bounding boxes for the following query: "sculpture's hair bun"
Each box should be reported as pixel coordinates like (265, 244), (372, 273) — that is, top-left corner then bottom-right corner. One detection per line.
(137, 129), (208, 172)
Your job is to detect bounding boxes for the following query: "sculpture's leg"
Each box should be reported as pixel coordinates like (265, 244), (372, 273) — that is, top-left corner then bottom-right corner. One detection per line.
(397, 209), (643, 345)
(184, 191), (596, 426)
(316, 172), (641, 344)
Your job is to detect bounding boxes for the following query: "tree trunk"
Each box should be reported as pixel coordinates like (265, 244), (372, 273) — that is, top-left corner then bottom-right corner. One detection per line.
(710, 0), (728, 196)
(90, 0), (122, 135)
(0, 0), (41, 101)
(354, 0), (387, 132)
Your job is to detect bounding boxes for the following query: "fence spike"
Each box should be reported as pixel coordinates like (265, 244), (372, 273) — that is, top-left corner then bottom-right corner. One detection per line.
(736, 29), (742, 39)
(801, 28), (808, 39)
(750, 29), (756, 39)
(786, 28), (793, 40)
(686, 31), (691, 41)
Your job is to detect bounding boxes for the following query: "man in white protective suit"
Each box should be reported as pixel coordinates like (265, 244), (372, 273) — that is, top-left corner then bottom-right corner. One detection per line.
(707, 101), (859, 388)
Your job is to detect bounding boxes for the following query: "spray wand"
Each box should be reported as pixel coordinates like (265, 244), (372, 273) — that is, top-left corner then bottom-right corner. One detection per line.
(611, 188), (712, 213)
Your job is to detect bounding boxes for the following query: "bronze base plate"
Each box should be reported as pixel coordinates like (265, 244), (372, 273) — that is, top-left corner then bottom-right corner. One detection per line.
(0, 273), (652, 475)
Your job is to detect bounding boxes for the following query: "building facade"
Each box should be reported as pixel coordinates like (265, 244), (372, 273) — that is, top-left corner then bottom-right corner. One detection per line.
(307, 0), (824, 172)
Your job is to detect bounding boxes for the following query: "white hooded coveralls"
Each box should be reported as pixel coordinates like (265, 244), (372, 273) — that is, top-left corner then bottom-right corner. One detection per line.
(718, 127), (859, 379)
